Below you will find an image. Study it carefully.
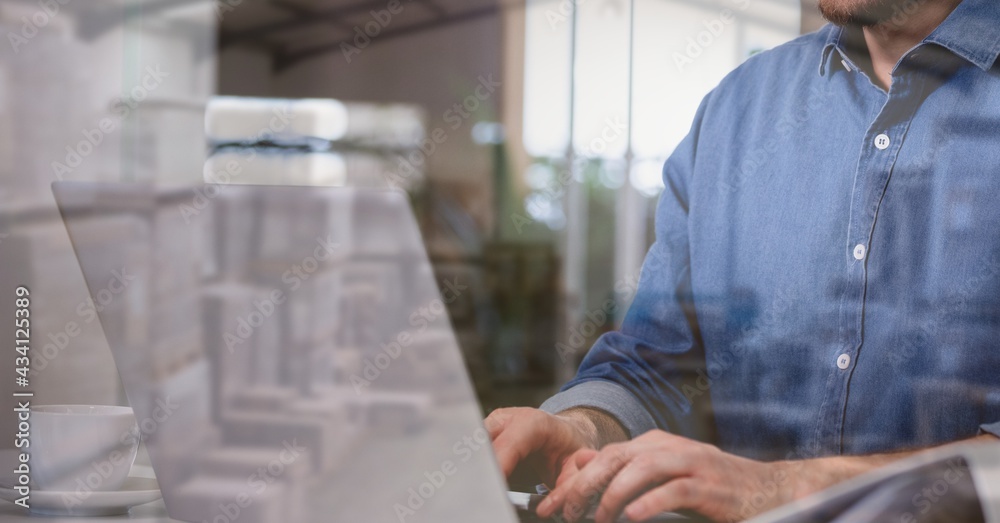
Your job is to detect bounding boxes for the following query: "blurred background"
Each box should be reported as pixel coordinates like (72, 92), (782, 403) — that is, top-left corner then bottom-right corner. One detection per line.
(0, 0), (825, 429)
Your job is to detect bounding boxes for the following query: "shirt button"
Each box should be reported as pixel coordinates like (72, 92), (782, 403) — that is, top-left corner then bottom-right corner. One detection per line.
(837, 354), (851, 370)
(853, 244), (867, 260)
(874, 133), (891, 150)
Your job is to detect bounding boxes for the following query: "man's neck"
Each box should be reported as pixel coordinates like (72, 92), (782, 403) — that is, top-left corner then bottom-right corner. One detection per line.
(861, 0), (963, 90)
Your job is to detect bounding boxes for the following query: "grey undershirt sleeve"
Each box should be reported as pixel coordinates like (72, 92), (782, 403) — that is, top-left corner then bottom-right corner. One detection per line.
(539, 380), (658, 438)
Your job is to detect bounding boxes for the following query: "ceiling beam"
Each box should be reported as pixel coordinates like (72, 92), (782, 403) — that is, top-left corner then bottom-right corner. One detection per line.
(273, 3), (500, 72)
(220, 0), (393, 48)
(415, 0), (448, 17)
(268, 0), (356, 31)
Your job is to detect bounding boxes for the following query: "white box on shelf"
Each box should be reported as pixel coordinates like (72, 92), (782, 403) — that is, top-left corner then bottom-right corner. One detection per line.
(204, 150), (347, 187)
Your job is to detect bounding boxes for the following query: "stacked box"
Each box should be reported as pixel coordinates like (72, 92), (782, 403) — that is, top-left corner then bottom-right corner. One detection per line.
(214, 186), (260, 278)
(330, 347), (364, 386)
(0, 19), (102, 200)
(59, 212), (152, 382)
(349, 190), (423, 258)
(142, 360), (215, 449)
(149, 292), (202, 345)
(148, 331), (204, 382)
(204, 97), (426, 149)
(229, 386), (296, 412)
(196, 446), (312, 523)
(356, 390), (432, 434)
(340, 102), (426, 148)
(338, 283), (381, 349)
(145, 191), (207, 381)
(202, 283), (276, 415)
(383, 328), (471, 404)
(288, 267), (341, 347)
(135, 359), (221, 490)
(287, 395), (360, 465)
(246, 263), (341, 350)
(206, 97), (349, 142)
(134, 102), (208, 187)
(303, 339), (343, 388)
(250, 312), (285, 387)
(203, 147), (416, 191)
(251, 188), (351, 266)
(204, 150), (348, 187)
(339, 260), (405, 339)
(219, 411), (345, 473)
(152, 192), (207, 296)
(343, 152), (397, 189)
(146, 424), (222, 495)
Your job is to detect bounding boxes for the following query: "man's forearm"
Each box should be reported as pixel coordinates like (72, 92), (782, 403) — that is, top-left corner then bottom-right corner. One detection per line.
(775, 434), (999, 501)
(556, 407), (630, 449)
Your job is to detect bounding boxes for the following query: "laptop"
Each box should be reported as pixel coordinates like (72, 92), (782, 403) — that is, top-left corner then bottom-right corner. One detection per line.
(52, 181), (691, 523)
(52, 182), (998, 523)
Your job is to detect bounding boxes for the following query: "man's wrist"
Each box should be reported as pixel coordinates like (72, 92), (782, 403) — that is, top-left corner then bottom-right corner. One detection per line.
(773, 453), (903, 502)
(773, 436), (999, 503)
(556, 407), (629, 448)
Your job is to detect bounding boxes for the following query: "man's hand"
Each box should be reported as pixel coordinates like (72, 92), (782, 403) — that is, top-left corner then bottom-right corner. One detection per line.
(486, 407), (628, 487)
(536, 430), (1000, 523)
(535, 430), (794, 523)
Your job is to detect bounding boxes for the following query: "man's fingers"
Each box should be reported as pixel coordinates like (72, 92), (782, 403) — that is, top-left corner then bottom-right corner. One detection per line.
(484, 410), (507, 439)
(573, 448), (599, 469)
(593, 458), (678, 523)
(491, 431), (532, 478)
(539, 443), (637, 522)
(486, 411), (525, 477)
(489, 409), (559, 477)
(554, 459), (581, 489)
(547, 449), (598, 511)
(623, 478), (703, 522)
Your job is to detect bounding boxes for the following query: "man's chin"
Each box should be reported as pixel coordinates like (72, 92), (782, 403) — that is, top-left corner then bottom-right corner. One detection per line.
(818, 0), (900, 27)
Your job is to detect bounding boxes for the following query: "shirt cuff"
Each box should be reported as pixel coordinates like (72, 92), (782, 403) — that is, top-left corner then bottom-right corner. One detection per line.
(979, 421), (1000, 439)
(539, 380), (658, 438)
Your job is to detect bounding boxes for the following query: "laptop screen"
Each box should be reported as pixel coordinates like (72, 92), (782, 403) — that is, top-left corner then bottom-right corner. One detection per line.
(52, 181), (516, 523)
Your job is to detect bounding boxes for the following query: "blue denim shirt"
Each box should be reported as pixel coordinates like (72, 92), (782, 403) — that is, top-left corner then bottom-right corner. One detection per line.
(542, 0), (1000, 460)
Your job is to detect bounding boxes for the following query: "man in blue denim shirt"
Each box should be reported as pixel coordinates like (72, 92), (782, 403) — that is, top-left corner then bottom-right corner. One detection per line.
(488, 0), (1000, 521)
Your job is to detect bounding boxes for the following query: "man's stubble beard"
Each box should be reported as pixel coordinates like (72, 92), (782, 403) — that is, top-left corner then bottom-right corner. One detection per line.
(818, 0), (912, 26)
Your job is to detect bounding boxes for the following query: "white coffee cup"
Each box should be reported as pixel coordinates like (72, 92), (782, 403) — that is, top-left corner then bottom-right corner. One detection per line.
(28, 405), (140, 492)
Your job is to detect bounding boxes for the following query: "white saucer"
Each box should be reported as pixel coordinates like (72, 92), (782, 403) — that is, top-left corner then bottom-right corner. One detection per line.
(0, 476), (162, 517)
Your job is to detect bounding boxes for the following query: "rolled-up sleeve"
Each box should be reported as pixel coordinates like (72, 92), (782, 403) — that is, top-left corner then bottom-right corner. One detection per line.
(540, 380), (658, 438)
(541, 92), (717, 442)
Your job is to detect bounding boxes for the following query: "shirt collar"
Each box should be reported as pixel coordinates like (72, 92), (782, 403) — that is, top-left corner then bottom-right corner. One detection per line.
(924, 0), (1000, 71)
(818, 24), (851, 77)
(818, 0), (1000, 77)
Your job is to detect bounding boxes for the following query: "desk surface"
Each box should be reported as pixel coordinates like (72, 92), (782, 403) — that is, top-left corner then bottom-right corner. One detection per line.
(0, 499), (177, 522)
